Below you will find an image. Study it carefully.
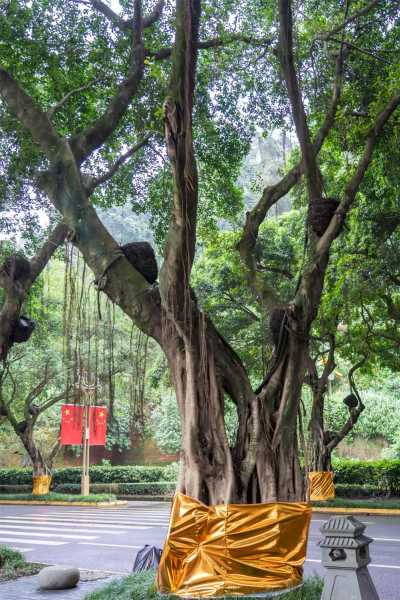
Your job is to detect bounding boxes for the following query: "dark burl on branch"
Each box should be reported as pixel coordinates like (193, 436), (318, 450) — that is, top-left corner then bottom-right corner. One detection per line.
(12, 316), (36, 343)
(120, 242), (158, 284)
(309, 197), (340, 237)
(343, 393), (358, 409)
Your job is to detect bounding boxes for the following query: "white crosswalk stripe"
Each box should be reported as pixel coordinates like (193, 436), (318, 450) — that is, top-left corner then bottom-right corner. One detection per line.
(0, 530), (97, 540)
(0, 518), (152, 530)
(0, 504), (170, 553)
(0, 524), (125, 535)
(30, 511), (170, 519)
(0, 537), (66, 546)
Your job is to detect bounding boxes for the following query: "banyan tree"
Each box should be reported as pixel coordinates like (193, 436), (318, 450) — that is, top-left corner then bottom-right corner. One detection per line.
(0, 0), (399, 507)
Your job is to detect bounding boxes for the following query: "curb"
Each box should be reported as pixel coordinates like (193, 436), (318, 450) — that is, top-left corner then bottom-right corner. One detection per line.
(313, 506), (400, 516)
(0, 500), (128, 507)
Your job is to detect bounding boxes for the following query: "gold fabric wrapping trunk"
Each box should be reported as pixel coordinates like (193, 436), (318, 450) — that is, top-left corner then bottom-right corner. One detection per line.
(32, 475), (52, 495)
(156, 493), (311, 598)
(308, 471), (335, 501)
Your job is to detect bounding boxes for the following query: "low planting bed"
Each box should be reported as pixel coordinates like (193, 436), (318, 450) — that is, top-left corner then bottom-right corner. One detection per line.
(1, 460), (400, 500)
(0, 546), (44, 581)
(84, 570), (323, 600)
(0, 492), (119, 504)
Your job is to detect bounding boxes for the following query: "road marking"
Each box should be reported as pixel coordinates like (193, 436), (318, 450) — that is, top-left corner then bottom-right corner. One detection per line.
(0, 530), (97, 540)
(306, 558), (400, 570)
(31, 511), (169, 521)
(0, 518), (151, 530)
(78, 542), (142, 549)
(0, 524), (124, 535)
(14, 515), (157, 526)
(0, 537), (66, 546)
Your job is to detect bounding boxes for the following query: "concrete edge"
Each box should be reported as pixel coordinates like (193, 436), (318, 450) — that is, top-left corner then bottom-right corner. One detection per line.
(312, 506), (400, 516)
(0, 500), (128, 507)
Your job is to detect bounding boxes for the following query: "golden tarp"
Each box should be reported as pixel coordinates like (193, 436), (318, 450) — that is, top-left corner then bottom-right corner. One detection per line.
(308, 471), (335, 501)
(156, 492), (312, 598)
(32, 475), (52, 495)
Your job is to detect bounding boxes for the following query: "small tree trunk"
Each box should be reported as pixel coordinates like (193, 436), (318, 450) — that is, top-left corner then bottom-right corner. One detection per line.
(20, 427), (49, 476)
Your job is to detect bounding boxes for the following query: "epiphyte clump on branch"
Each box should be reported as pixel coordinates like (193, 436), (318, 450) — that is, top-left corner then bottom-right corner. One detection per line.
(120, 242), (158, 284)
(12, 316), (36, 343)
(343, 393), (358, 409)
(309, 198), (340, 237)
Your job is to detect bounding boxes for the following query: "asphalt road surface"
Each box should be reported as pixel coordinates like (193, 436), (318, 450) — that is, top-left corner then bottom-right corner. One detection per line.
(0, 501), (399, 599)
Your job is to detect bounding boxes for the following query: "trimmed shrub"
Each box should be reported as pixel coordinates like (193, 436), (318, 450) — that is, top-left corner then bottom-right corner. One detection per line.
(1, 460), (399, 495)
(0, 464), (179, 486)
(333, 458), (400, 494)
(0, 484), (31, 494)
(54, 482), (176, 496)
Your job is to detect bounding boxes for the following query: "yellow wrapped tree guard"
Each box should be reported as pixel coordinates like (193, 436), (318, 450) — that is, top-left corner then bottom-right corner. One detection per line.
(32, 475), (52, 495)
(157, 492), (311, 598)
(308, 471), (335, 501)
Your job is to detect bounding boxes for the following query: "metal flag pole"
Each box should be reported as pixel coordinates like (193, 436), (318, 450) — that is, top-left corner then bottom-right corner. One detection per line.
(77, 371), (96, 496)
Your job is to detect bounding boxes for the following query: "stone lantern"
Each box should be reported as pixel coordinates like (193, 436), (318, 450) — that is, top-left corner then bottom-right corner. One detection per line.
(319, 515), (380, 600)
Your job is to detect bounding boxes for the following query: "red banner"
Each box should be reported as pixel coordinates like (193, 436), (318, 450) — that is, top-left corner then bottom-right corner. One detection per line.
(89, 406), (108, 446)
(60, 404), (83, 445)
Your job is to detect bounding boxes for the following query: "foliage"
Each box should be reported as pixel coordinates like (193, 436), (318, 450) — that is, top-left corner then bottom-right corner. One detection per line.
(0, 546), (42, 581)
(332, 458), (400, 495)
(313, 497), (400, 510)
(54, 482), (176, 496)
(0, 463), (179, 485)
(84, 570), (323, 600)
(0, 493), (116, 503)
(153, 394), (181, 454)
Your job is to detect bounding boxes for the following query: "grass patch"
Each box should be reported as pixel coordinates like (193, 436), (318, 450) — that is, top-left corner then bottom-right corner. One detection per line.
(0, 546), (44, 581)
(313, 497), (400, 510)
(0, 492), (117, 503)
(84, 570), (323, 600)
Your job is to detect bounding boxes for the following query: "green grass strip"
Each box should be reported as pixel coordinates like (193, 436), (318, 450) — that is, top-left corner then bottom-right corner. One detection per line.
(0, 546), (43, 581)
(0, 492), (117, 503)
(313, 497), (400, 509)
(84, 570), (323, 600)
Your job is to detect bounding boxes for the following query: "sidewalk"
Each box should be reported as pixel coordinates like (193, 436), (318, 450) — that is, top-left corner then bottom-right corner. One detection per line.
(0, 570), (116, 600)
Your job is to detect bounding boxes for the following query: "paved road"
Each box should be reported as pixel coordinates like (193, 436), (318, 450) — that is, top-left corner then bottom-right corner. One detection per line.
(0, 502), (399, 599)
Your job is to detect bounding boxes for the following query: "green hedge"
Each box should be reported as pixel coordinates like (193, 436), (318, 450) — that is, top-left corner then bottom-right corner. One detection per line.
(54, 482), (176, 496)
(332, 458), (400, 494)
(0, 463), (179, 486)
(1, 460), (399, 495)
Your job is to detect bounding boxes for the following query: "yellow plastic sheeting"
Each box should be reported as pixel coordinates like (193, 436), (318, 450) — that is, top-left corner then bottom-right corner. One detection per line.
(32, 475), (52, 495)
(308, 471), (335, 501)
(157, 492), (311, 598)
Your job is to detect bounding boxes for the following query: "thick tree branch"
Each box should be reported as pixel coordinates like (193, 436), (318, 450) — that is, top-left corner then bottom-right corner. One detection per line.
(150, 34), (273, 60)
(237, 40), (346, 284)
(0, 223), (68, 361)
(29, 223), (69, 282)
(87, 0), (165, 30)
(159, 0), (201, 324)
(315, 93), (400, 259)
(0, 68), (61, 157)
(70, 1), (145, 164)
(278, 0), (323, 202)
